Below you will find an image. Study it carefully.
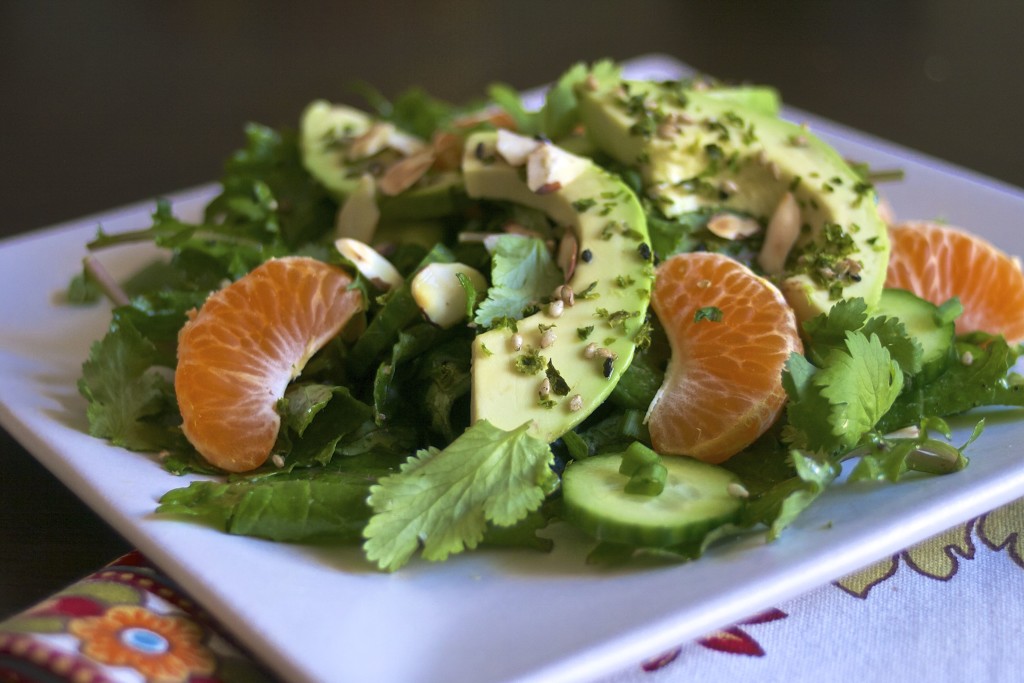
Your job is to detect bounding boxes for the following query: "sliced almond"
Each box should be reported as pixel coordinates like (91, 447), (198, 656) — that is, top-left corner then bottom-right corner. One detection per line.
(334, 173), (380, 243)
(557, 231), (579, 282)
(453, 106), (518, 131)
(377, 150), (436, 196)
(432, 130), (463, 171)
(411, 262), (488, 329)
(707, 213), (761, 241)
(386, 128), (428, 157)
(495, 129), (542, 167)
(346, 122), (396, 161)
(335, 237), (404, 291)
(757, 192), (802, 275)
(526, 144), (587, 194)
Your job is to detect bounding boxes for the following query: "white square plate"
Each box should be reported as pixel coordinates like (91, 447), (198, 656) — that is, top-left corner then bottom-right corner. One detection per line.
(2, 55), (1023, 683)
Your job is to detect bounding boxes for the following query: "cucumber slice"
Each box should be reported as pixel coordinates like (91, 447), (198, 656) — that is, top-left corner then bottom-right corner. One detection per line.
(876, 288), (956, 380)
(562, 452), (744, 547)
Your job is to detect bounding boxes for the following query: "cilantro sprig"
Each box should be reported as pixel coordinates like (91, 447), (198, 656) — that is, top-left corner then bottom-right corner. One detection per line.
(363, 420), (558, 571)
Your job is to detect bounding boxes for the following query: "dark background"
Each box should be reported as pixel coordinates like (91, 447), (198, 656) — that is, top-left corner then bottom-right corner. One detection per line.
(2, 1), (1022, 621)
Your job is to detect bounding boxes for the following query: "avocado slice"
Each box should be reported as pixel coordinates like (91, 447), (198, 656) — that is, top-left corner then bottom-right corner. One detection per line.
(299, 100), (464, 220)
(463, 131), (654, 443)
(702, 84), (781, 117)
(575, 78), (890, 322)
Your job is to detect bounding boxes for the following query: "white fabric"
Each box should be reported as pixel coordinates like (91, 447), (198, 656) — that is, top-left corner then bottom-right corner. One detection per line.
(600, 497), (1024, 683)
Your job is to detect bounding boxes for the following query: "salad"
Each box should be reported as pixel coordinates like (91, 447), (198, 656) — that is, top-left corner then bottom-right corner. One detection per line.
(71, 60), (1024, 572)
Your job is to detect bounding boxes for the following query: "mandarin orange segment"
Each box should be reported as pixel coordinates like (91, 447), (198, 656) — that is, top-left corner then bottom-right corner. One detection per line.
(647, 252), (802, 464)
(175, 257), (362, 472)
(885, 221), (1024, 343)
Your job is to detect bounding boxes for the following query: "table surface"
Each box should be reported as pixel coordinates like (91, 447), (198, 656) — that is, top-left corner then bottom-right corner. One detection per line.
(2, 1), (1022, 621)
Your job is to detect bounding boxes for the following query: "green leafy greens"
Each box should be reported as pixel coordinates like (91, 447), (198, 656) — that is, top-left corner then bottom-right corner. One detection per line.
(69, 61), (1024, 574)
(363, 420), (558, 571)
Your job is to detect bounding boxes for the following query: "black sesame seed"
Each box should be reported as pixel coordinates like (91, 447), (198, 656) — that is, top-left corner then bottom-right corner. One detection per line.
(638, 243), (652, 261)
(474, 141), (486, 160)
(603, 356), (614, 378)
(581, 248), (593, 263)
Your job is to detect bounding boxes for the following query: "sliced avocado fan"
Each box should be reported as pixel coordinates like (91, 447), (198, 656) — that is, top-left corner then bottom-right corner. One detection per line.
(575, 76), (891, 322)
(464, 131), (654, 443)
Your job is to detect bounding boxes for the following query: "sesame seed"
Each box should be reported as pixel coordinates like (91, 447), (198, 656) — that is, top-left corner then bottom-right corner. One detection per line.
(540, 329), (557, 348)
(548, 299), (565, 318)
(961, 350), (975, 366)
(539, 377), (552, 397)
(581, 249), (593, 262)
(511, 333), (523, 351)
(272, 454), (286, 469)
(569, 394), (584, 412)
(602, 356), (614, 378)
(638, 243), (652, 261)
(584, 342), (598, 358)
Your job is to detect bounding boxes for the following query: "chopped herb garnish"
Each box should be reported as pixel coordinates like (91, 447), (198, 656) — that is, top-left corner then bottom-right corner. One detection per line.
(633, 319), (653, 350)
(489, 316), (519, 333)
(694, 306), (723, 323)
(622, 226), (645, 241)
(545, 360), (571, 396)
(514, 348), (546, 375)
(572, 198), (597, 212)
(576, 281), (600, 299)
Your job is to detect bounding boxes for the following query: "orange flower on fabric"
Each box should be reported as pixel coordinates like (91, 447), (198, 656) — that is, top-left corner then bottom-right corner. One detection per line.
(68, 605), (215, 682)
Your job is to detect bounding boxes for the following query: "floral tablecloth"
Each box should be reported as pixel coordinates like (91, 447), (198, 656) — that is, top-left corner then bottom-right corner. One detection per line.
(3, 497), (1023, 683)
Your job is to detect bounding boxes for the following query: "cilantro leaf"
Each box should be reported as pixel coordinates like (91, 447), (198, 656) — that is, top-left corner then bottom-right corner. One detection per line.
(815, 332), (904, 450)
(474, 235), (562, 327)
(801, 297), (868, 365)
(363, 420), (558, 571)
(876, 334), (1024, 433)
(208, 123), (337, 249)
(764, 450), (839, 540)
(861, 314), (923, 375)
(780, 352), (834, 451)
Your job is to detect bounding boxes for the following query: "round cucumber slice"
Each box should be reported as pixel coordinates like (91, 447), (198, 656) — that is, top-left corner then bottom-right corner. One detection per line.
(876, 288), (956, 380)
(562, 453), (744, 548)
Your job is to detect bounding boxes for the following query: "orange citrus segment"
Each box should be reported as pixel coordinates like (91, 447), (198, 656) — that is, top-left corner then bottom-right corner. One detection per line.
(175, 257), (362, 472)
(647, 252), (802, 464)
(885, 221), (1024, 343)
